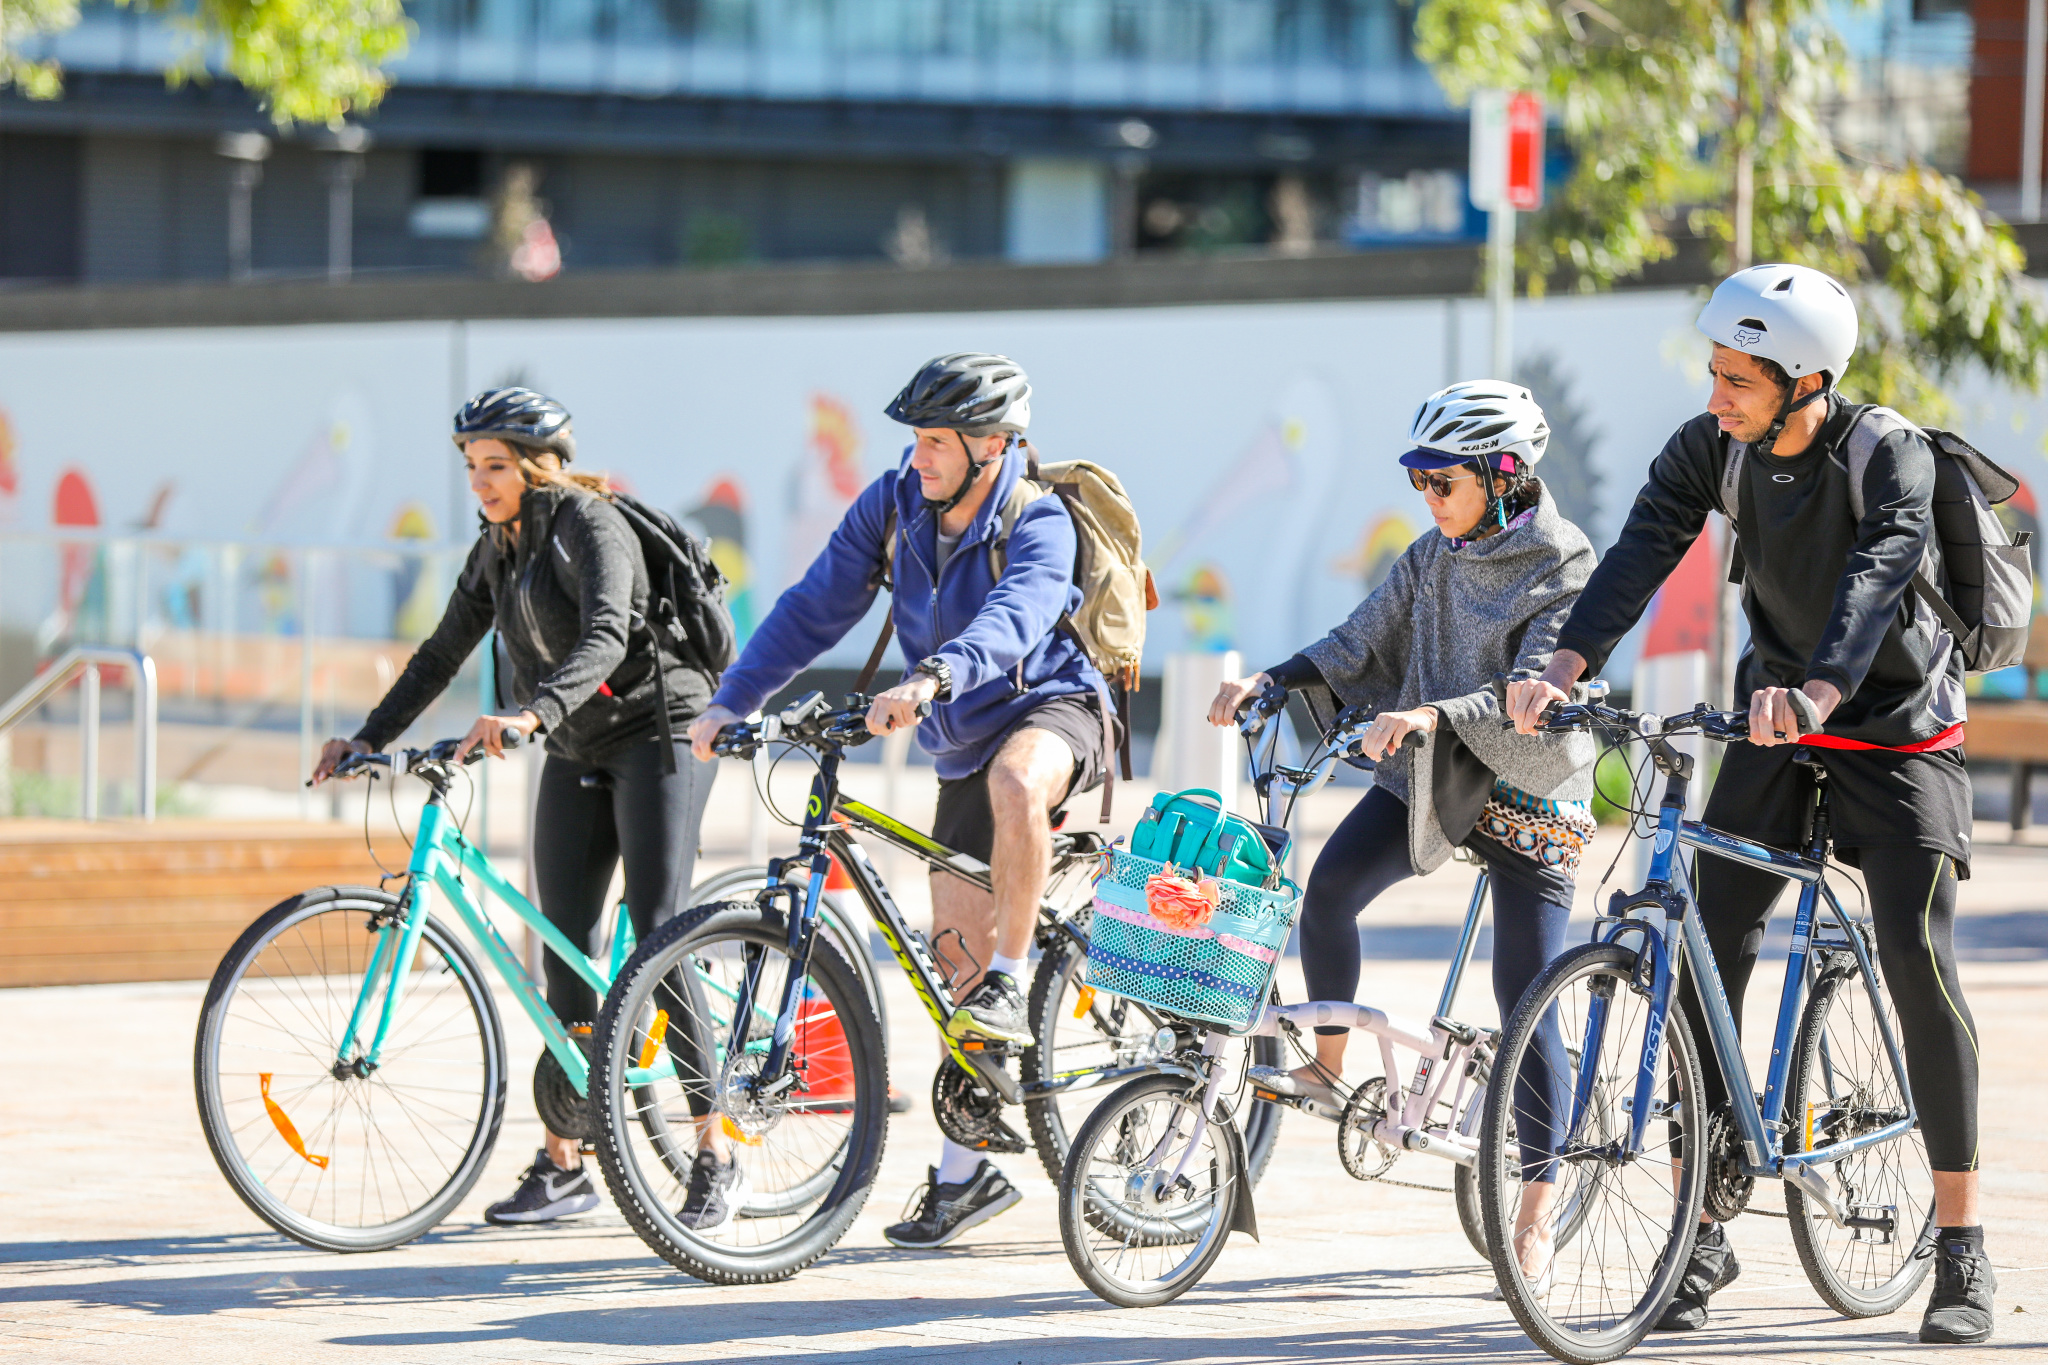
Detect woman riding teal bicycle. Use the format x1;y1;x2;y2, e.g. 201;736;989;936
311;387;718;1227
1208;381;1596;1282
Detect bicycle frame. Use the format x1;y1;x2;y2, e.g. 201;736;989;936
334;780;634;1100
1247;865;1494;1167
1579;745;1918;1226
715;737;1158;1110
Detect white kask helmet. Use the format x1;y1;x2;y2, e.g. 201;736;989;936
1400;380;1550;474
1696;264;1858;389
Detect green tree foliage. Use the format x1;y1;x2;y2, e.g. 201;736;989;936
1416;0;2048;416
4;0;408;127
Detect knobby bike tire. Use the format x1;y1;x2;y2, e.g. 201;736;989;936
590;900;889;1285
1782;959;1937;1317
1479;941;1707;1365
1021;934;1284;1187
193;886;508;1252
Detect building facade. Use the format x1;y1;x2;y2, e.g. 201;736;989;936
1;0;1473;283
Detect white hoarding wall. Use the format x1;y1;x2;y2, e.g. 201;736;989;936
3;288;2044;694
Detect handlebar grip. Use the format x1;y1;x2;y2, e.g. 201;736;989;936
1400;730;1425;751
915;700;933;718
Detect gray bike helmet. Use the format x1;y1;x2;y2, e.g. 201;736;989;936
452;387;576;462
883;353;1032;437
884;353;1031;513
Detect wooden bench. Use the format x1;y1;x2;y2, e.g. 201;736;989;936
1964;617;2048;834
0;820;384;987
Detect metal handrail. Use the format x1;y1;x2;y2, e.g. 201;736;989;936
0;647;158;820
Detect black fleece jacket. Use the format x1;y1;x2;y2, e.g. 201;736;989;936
356;483;711;763
1553;396;1963;748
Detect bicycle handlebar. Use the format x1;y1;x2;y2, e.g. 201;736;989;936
710;691;933;759
321;728;525;784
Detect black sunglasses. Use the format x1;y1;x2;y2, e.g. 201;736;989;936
1407;467;1483;498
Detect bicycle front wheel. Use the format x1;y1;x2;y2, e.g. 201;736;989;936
1783;951;1937;1317
1059;1072;1244;1308
1480;942;1707;1365
1023;934;1283;1186
590;899;888;1285
193;887;508;1252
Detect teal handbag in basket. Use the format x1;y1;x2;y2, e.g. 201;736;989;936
1128;788;1289;890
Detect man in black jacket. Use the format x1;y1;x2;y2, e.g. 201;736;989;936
1507;265;1993;1344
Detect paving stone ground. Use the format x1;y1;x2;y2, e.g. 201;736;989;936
4;815;2046;1364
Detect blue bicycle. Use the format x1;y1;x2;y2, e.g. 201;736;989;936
1479;688;1933;1363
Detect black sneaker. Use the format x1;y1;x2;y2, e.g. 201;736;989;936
946;970;1032;1045
1653;1222;1740;1330
883;1161;1022;1249
676;1149;750;1233
484;1150;600;1225
1920;1236;1997;1344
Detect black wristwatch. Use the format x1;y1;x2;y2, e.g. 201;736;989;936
912;656;954;701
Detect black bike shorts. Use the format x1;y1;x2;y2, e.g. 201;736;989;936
1702;741;1972;876
929;693;1111;866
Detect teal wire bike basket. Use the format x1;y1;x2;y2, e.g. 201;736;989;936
1084;847;1301;1034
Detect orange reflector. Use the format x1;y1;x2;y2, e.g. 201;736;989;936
260;1072;329;1170
1072;984;1097;1020
637;1010;669;1071
721;1115;763;1146
1807;1102;1818;1151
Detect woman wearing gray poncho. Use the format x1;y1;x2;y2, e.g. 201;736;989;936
1208;382;1597;1280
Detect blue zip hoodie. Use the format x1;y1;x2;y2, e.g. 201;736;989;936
709;444;1104;779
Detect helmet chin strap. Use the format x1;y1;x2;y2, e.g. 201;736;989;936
925;431;1007;515
1755;378;1830;455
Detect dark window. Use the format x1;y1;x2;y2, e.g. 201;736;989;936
0;134;81;280
417;149;486;199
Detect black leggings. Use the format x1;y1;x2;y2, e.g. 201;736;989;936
1298;785;1576;1181
533;739;717;1024
1681;843;1979;1172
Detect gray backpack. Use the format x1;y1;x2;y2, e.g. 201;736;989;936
1718;406;2035;675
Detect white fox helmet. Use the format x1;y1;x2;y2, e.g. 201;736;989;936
1400;381;1550;474
1697;264;1858;389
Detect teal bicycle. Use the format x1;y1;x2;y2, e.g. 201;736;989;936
192;732;876;1253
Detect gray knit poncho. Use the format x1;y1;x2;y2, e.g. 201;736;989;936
1298;480;1599;875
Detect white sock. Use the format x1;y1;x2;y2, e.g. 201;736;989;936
936;1138;984;1186
987;951;1028;981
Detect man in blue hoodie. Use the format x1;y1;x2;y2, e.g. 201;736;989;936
689;352;1111;1249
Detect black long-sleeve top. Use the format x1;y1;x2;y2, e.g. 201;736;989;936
356;483;710;763
1552;397;1963;748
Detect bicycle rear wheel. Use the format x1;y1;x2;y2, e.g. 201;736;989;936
1783;951;1937;1317
1059;1072;1244;1308
590;899;888;1284
1023;934;1283;1186
193;886;507;1252
1479;942;1707;1365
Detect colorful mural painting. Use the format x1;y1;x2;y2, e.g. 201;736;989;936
785;394;866;593
1332;513;1419;597
685;476;754;641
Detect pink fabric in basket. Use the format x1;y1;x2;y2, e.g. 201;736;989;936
1091;897;1279;965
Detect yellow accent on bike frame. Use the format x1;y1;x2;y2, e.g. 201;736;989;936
637;1010;669;1071
864;891;979;1070
260;1072;330;1169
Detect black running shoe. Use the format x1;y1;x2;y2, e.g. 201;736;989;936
883;1161;1022;1249
946;970;1032;1045
1920;1236;1997;1344
676;1149;751;1233
1653;1222;1740;1330
484;1150;600;1225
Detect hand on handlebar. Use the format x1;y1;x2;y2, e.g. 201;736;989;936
1208;673;1274;728
309;736;371;786
690;704;745;763
867;674;939;737
1354;707;1436;761
1746;680;1840;747
456;711;540;762
1506;677;1572;735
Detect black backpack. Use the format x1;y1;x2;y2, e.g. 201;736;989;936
600;492;737;771
609;491;737;678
